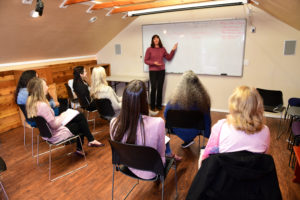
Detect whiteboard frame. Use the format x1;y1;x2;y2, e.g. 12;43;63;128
142;18;247;77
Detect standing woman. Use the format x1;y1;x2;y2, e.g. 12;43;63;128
144;35;178;111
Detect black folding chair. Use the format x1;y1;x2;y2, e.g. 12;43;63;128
165;110;206;150
33;116;87;181
75;93;98;131
0;157;8;200
256;88;286;139
64;83;79;109
108;140;178;200
95;98;116;121
18;104;38;156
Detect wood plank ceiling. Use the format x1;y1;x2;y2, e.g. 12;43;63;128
61;0;300;31
62;0;215;16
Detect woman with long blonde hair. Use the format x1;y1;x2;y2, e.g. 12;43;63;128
90;66;122;113
27;77;104;156
202;86;270;161
164;70;211;148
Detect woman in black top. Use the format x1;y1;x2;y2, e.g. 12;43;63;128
73;66;97;111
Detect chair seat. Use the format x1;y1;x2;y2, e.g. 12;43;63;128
292;121;300;136
118;157;174;181
46;135;79;146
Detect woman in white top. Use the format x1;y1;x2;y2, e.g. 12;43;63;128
90;67;122;113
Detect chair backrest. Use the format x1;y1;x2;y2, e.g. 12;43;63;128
95;98;115;117
64;83;76;101
165;110;205;130
256;88;283;108
108;140;165;177
32;116;52;138
18;104;35;123
75;92;90;109
288;98;300;107
0;157;7;172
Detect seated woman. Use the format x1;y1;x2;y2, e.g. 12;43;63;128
26;77;104;155
164;70;211;148
16;70;60;120
90;67;122;113
73;66;97;111
201;86;270;162
110;80;180;180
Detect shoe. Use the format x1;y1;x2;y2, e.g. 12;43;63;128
88;141;105;147
75;150;86;157
149;109;159;116
181;140;194;148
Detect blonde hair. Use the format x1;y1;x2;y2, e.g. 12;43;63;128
227;86;264;134
26;77;49;118
90;67;108;99
169;70;211;112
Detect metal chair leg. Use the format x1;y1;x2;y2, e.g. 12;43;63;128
174;162;178;199
112;165;115;200
49;144;52;181
31;128;34;156
0;180;9;200
48;137;87;182
37;135;39;165
23;121;26;146
161;179;164;200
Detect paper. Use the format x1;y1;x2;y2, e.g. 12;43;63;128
165;136;170;144
61;109;80;126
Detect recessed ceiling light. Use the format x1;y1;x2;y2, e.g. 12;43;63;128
89;16;97;23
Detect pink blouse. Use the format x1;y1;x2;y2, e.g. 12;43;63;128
110;115;166;180
202;119;270;161
37;102;73;143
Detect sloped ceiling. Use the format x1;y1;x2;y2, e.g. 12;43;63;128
0;0;135;64
252;0;300;31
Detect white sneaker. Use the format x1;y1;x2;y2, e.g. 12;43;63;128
149;110;159;116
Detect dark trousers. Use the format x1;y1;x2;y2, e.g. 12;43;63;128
65;113;94;150
149;70;165;109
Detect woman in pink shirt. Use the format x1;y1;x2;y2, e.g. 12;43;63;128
26;77;104;156
144;35;177;111
110;80;180;179
202;86;270;161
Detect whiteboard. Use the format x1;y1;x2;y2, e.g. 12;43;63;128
142;19;246;76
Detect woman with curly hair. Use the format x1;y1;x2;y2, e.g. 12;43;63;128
164;70;211;148
201;86;270;161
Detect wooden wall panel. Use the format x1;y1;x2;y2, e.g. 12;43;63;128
0;59;111;134
0;71;20;133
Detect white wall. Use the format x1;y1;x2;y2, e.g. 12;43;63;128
96;5;300;111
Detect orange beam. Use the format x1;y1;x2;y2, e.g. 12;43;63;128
64;0;91;6
111;0;211;14
91;0;156;10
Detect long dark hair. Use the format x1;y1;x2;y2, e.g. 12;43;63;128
112;80;149;144
15;70;37;103
73;66;85;88
151;34;163;48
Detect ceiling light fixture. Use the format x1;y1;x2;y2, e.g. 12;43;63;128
127;0;248;17
31;0;44;17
